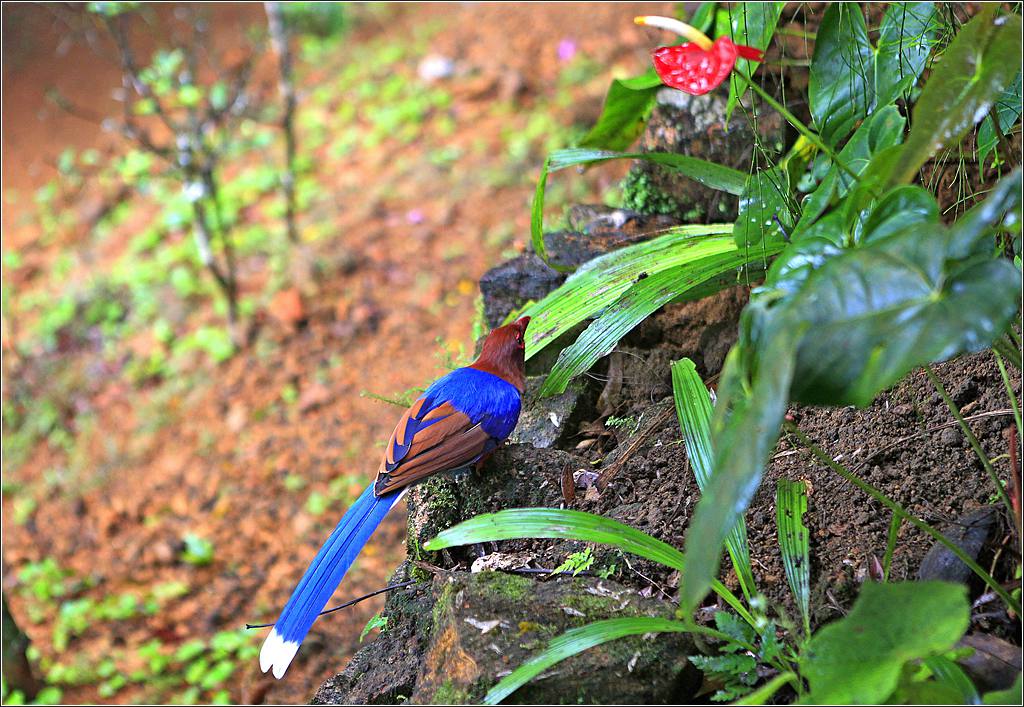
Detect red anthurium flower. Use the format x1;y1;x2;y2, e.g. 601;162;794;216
636;16;765;96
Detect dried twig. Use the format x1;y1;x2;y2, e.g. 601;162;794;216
597;405;674;490
847;408;1015;473
265;2;300;243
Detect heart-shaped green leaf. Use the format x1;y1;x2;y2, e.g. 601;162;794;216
803;582;970;704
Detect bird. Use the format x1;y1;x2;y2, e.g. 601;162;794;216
259;316;530;679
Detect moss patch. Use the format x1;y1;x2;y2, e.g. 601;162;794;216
432;678;472;704
622;169;685;218
432;580;459;631
471;571;531;602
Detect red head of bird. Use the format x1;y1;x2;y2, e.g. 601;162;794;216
469;316;530;392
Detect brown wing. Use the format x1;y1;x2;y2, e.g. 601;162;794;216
374;400;493;495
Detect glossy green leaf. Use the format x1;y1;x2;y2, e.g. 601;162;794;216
577;71;662;151
530;148;746;269
733;168;794;248
538;243;782;396
678;173;1020;613
672;359;757;601
784;172;1022;407
770;184;938;296
874;2;939;106
719;2;785;120
809;3;874;147
520;225;735;362
775;479;810;637
482;618;691;704
424;508;686;570
809;3;937;149
860;185;939;243
889;7;1023;184
796;105;907;238
548;148;747;194
978;72;1022;168
802;581;970;704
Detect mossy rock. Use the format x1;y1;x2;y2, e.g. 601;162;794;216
313;570;700;704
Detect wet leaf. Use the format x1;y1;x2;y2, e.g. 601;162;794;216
775;479;810;636
672;358;757;601
771;183;938;296
784;176;1021;406
719;2;784;120
809;3;874;147
809;3;937;149
531;149;745;267
537;243;781;396
889;7;1022;184
796;105;906;238
733;168;793;248
860;185;939;243
874;2;939;105
481;617;691;704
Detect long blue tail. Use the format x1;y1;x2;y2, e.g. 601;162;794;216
259;482;404;679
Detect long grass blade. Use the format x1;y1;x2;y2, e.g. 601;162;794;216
482;617;691;704
923;656;981;705
537;245;782;397
521;226;735;362
548;148;747;193
882;513;902;582
734;671;799;705
424;508;686;570
530;148;745;267
775;478;811;637
424;507;757;628
671;359;758;602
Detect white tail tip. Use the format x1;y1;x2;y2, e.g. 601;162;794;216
259;629;300;680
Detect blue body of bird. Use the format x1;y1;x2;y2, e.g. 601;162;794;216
259;318;529;679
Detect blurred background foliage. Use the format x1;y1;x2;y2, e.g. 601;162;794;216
1;2;635;703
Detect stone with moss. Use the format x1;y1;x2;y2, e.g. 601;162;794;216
313;570;700;704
